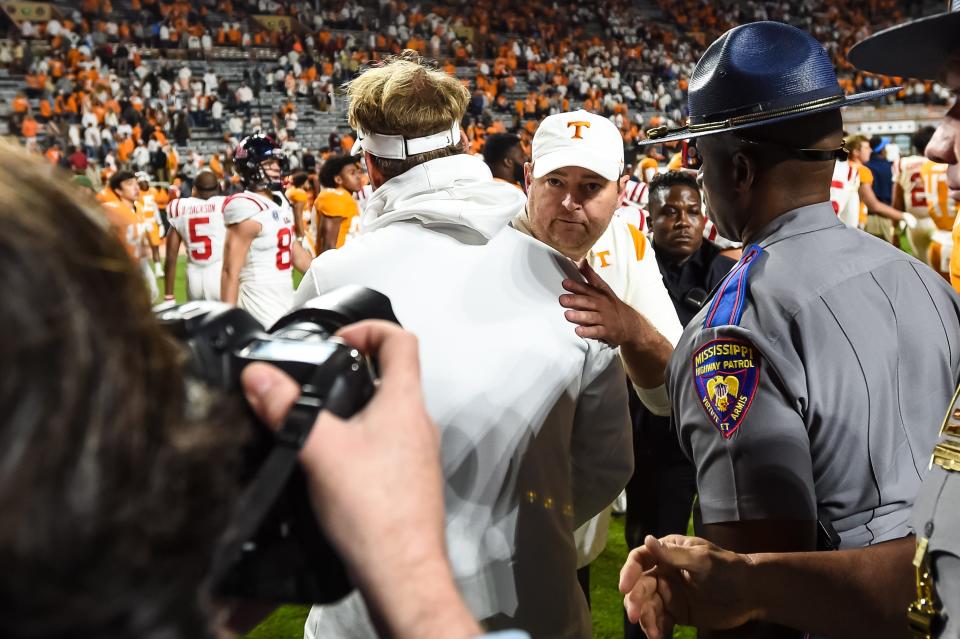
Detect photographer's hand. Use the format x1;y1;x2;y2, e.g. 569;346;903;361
241;321;481;639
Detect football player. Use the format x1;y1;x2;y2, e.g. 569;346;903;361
220;134;311;328
163;169;226;301
893;127;937;263
102;170;157;300
136;171;168;278
314;154;364;254
924;155;960;279
285;172;314;251
846;134;916;242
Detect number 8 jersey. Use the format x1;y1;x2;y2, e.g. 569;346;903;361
167;195;227;300
223;190;296;327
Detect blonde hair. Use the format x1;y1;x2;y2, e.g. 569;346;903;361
347;50;468;179
844;134;869;152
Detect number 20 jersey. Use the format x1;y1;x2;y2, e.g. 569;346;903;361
223;190;296;327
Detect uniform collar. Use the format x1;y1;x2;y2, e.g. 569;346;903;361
652;238;716;272
749;201;841;248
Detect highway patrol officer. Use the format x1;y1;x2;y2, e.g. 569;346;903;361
851;4;960;635
643;21;960;638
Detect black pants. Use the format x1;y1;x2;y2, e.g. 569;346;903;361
577;565;590;608
623;388;697;639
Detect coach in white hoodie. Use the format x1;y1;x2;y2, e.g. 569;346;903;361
295;52;632;639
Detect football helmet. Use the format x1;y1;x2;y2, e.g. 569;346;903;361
234;133;289;192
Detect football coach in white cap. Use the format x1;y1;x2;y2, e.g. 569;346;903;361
512;109;684;594
296;53;632;639
515;109;682;414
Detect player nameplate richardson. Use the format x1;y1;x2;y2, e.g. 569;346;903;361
692;338;761;439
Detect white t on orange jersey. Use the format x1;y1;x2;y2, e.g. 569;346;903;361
223;190;296;327
921;159;960;231
167;195;227;301
831;159;861;228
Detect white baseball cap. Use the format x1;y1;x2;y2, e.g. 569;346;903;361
531;110;625;181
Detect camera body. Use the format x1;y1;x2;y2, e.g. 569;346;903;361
154;286;398;604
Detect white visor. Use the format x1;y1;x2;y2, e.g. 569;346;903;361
350;123;460;160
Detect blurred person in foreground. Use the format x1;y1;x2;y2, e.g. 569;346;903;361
296;51;632;639
0;144;510;639
620;11;960;639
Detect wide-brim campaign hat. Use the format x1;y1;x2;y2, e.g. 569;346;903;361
848;2;960;80
642;21;900;146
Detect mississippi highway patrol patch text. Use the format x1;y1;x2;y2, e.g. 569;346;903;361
692;338;761;439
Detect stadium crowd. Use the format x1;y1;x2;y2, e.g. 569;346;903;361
3;0;954;195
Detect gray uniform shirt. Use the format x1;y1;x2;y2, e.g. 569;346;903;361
668;202;960;548
911;387;960;638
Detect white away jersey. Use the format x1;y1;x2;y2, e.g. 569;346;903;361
167;195;227;267
831;159;861;228
223;190;296;327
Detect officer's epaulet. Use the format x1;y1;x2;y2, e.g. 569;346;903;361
932;383;960;472
702;244;763;329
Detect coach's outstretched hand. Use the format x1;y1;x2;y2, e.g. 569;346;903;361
619;534;760;639
241;321;480;639
561;261;673;391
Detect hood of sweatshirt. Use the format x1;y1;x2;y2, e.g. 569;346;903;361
360;154;527;239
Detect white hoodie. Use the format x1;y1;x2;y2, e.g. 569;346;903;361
295;154;632;639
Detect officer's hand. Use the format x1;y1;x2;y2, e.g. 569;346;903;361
560;261;653;348
619;535;761;638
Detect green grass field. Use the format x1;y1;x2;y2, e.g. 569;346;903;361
162;255;304;303
164;258;693;638
239;517;696;639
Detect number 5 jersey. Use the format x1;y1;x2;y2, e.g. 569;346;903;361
166;195;227;300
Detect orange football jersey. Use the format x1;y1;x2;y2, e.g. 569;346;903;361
921;159;959;231
102;200;143;259
314;187;360;249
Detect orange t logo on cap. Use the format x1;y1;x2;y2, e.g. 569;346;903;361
567;121;591;139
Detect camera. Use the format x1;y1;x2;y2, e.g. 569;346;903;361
154;286;398;605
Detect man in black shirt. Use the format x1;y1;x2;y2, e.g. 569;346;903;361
648;171;738;325
624;170;736;639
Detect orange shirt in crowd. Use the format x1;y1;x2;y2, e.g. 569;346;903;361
21;117;38;138
11;94;28;114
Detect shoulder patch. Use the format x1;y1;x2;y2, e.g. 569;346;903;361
703;243;762;328
692;337;761;439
